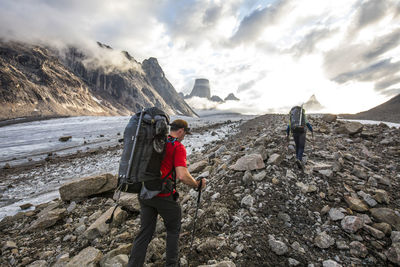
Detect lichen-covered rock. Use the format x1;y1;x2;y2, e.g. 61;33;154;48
59;173;117;201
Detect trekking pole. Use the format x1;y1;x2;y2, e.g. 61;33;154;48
106;108;144;224
189;179;203;251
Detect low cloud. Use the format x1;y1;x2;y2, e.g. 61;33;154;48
229;0;289;45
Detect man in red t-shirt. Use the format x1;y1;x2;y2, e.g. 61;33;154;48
128;119;206;267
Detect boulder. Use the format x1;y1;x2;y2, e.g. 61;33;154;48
230;154;265;171
65;247;103;267
267;153;282;165
370;208;400;230
387;243;400;265
322;114;337;123
85;206;126;240
363;224;385;239
329;208;345;221
59;173;117;201
336;122;363;135
341;216;363;233
188;160;208;173
118;192;140;212
344;196;369;212
28;208;66;231
314;232;335;249
268;235;288;255
349;241;368;258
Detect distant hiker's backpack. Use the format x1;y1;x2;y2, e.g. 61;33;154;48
289;106;306;133
118;107;170;195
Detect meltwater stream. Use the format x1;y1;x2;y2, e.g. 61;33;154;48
0;112;255;219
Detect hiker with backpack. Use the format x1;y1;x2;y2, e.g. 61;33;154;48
286;105;313;169
118;109;206;267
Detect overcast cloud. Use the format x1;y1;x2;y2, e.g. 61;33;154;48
0;0;399;114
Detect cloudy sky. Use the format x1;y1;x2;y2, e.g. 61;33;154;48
1;0;399;114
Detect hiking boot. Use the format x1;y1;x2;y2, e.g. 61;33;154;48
296;159;303;170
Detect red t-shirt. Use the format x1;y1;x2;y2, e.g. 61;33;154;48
157;137;187;197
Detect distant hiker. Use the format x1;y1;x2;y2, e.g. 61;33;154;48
128;119;206;267
286;106;313;169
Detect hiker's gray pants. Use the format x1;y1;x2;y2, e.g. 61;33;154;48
128;194;181;267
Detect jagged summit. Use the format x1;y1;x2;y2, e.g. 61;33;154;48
224;93;240;101
0;41;197;120
303;94;323;111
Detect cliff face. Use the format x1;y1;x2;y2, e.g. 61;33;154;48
189;78;211;99
0;41;196;120
142;58;197;116
0;42;120;120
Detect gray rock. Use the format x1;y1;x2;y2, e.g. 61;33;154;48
322;114;337;123
101;254;128;267
253;171;266;181
211;193;220;201
85;206;126;240
336;122;363;135
350;241;368;258
291;241;305;254
197;261;236;267
344;196;369;212
29;208;66;231
322;260;342;267
391;231;400;243
188;160;208;173
288;258;300;266
286;169;297;179
319;169;333;177
336;240;349;250
267;153;282;165
65;247;103;267
329;208;345;221
314;231;335;249
363;224;385;239
59;173;117;201
370;208;400;230
27;260;47;267
268;235;288;255
242;171;253;184
373;222;392;236
118;192;140;212
341;216;363;233
374;189;390;204
357;191;377;207
230;154;265;171
387;243;400;265
67;201;77;213
241;195;254;208
2;240;17;250
196;237;227;252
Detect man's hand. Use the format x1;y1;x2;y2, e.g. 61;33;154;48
197;178;206;189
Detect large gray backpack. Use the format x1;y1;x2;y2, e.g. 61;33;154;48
289;106;306;133
118;107;170;193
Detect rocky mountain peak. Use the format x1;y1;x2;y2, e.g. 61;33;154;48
189;78;211;99
224;93;240;101
303;94;323;111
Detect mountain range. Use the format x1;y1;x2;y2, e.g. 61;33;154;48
342;93;400;123
0;41;196;121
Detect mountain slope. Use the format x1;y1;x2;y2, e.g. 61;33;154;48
342;94;400;123
0;41;119;120
0;41;196;120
